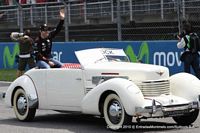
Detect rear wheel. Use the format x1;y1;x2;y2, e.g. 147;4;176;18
103;93;132;130
13;88;36;121
173;109;199;126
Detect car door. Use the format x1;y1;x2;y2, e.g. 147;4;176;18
46;69;85;111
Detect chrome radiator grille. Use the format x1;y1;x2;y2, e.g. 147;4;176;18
135;80;170;97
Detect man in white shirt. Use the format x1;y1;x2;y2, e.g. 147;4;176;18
177;22;200;79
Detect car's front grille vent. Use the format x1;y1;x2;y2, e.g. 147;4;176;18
135;80;170;97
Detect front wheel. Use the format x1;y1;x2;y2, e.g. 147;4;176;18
13;88;36;121
173;109;199;126
103;93;132;131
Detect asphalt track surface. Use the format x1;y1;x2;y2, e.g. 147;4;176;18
0;82;200;133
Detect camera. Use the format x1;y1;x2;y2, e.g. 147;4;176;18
175;31;186;39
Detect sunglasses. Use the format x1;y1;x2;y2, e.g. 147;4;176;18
41;30;49;32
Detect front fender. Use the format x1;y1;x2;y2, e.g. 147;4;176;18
81;78;145;116
5;75;38;108
170;72;200;101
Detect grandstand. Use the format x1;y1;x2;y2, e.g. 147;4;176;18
0;0;200;41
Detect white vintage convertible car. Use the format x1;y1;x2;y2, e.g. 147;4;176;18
1;48;200;130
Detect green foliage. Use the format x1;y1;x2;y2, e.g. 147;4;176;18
0;69;16;81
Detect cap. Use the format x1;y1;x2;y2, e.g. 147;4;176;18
24;29;31;36
40;24;49;31
183;22;193;33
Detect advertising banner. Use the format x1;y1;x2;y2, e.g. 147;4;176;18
0;41;183;74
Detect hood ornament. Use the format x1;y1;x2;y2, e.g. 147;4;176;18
156;71;164;76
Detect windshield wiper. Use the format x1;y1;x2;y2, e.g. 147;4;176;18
94;57;105;63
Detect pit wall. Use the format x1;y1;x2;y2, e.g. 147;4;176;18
0;41;184;74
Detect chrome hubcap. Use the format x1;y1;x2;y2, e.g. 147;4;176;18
17;95;27;115
108;100;122;124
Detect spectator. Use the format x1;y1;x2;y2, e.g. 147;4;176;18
19;0;26;4
27;0;36;4
36;0;46;3
10;29;36;77
4;0;13;5
177;22;200;79
34;9;65;69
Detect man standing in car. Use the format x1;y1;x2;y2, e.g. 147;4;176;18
34;9;65;69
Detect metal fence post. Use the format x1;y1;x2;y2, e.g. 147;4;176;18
161;0;164;20
117;0;122;41
15;1;23;33
61;0;69;42
182;0;185;19
45;4;48;24
17;9;19;26
68;2;71;24
83;1;87;23
30;5;34;26
111;0;114;22
177;0;182;33
129;0;133;21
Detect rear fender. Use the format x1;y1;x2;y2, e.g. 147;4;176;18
5;75;38;108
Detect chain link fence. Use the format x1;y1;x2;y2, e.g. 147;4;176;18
0;0;200;41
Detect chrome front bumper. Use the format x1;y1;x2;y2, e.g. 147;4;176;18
0;92;5;100
135;101;199;118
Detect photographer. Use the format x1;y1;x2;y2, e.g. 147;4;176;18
10;29;36;77
177;22;200;79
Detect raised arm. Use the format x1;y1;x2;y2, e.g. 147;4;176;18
10;32;24;41
49;9;65;39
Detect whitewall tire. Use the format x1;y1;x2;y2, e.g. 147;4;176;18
103;93;132;130
13;88;36;121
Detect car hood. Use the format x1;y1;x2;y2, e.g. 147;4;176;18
84;62;169;81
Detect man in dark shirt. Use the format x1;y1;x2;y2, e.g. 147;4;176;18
34;9;65;69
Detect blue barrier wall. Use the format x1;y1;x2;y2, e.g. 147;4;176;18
0;41;184;74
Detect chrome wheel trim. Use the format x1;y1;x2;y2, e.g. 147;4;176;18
16;95;27;115
107;100;122;124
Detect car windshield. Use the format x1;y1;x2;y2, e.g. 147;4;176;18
106;55;130;62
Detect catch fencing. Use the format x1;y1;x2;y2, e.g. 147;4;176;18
0;0;200;41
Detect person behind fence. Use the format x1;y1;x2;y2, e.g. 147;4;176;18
177;22;200;79
34;9;65;69
10;29;36;77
